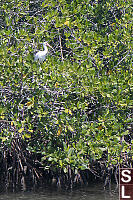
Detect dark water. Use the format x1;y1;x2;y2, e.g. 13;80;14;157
0;184;119;200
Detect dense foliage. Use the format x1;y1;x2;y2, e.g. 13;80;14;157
0;0;132;188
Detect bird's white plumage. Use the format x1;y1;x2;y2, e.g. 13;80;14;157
34;49;48;62
34;42;52;62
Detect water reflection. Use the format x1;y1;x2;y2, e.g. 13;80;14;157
0;184;118;200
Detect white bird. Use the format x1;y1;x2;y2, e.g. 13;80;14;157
34;41;53;62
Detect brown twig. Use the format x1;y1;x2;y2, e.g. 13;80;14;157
58;29;64;62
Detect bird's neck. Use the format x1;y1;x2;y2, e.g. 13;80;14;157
43;44;47;51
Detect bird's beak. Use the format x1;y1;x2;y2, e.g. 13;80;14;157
46;43;53;50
